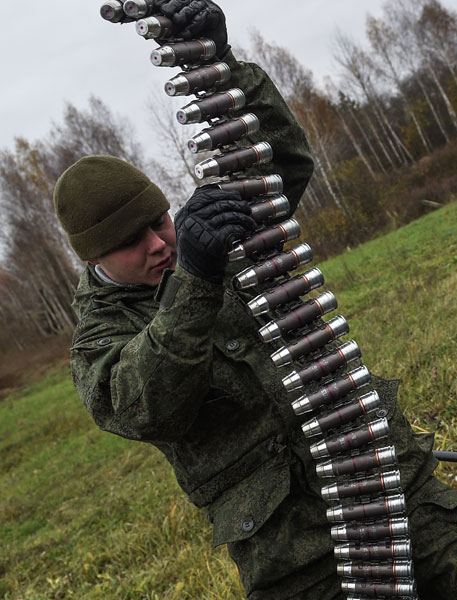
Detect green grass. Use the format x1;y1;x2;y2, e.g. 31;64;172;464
0;370;243;599
1;201;457;599
319;201;457;434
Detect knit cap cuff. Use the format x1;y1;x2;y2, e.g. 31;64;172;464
69;183;170;260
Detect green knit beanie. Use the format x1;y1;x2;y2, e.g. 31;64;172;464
53;155;170;260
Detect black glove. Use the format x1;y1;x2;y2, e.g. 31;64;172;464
175;186;257;283
153;0;229;58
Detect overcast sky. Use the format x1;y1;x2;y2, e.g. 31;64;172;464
1;0;454;160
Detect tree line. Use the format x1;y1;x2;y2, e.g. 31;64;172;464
0;0;456;357
243;0;457;254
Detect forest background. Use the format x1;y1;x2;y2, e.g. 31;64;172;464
1;0;457;389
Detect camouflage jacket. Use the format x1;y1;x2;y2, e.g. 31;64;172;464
70;54;438;557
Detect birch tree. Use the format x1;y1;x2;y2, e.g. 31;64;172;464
333;32;413;168
367;16;433;155
416;1;457;132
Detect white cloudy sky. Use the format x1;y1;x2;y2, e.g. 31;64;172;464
1;0;454;159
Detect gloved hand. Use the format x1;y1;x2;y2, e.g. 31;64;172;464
153;0;229;58
175;186;257;283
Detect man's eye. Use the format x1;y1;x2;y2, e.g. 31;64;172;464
122;234;140;247
152;218;165;229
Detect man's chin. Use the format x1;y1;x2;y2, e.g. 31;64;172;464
147;265;175;286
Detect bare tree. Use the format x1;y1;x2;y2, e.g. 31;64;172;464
246;30;314;104
383;0;452;144
0;97;152;351
334;32;414;167
415;1;457;132
367;15;433;155
325;86;379;178
146;90;202;211
419;0;457;86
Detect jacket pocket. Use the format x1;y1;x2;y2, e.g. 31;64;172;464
430;486;457;510
410;477;457;512
206;454;290;547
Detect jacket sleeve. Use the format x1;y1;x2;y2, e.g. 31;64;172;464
71;56;314;444
71;267;224;443
222;50;314;214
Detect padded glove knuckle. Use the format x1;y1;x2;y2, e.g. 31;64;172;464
161;0;190;16
183;215;197;233
202;230;217;249
174;5;201;27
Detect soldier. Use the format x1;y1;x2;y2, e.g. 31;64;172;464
53;1;457;598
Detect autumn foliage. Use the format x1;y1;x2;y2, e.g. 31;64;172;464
243;0;457;256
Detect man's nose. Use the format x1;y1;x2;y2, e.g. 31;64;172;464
144;227;166;254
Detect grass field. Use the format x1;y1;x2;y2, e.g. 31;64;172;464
1;201;456;599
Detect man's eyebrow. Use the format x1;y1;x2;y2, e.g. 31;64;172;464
116;231;141;249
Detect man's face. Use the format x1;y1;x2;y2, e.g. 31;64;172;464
92;213;177;286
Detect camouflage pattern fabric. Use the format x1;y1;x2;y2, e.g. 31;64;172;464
70;55;457;599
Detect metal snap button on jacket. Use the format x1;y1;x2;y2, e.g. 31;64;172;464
268;434;287;454
241;518;255;532
97;337;111;346
376;408;388;418
226;340;240;351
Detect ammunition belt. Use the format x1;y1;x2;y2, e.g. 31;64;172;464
100;4;419;597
